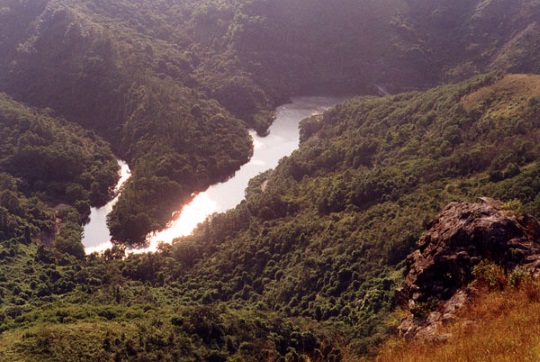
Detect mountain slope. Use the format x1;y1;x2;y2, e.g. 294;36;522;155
3;0;540;359
0;0;254;245
1;72;540;359
122;73;540;356
3;0;540;245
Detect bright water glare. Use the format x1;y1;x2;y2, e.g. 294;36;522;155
82;96;346;253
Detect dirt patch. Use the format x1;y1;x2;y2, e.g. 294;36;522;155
461;73;540;113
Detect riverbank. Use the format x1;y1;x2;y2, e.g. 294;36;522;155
83;96;346;253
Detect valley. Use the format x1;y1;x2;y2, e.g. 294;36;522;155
1;0;540;361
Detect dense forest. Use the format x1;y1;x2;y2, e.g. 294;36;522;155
2;0;540;244
2;0;540;360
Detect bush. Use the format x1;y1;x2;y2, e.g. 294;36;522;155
472;260;507;290
501;199;523;216
508;267;531;288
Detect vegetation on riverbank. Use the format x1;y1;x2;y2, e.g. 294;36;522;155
3;73;540;359
3;0;540;244
0;94;118;258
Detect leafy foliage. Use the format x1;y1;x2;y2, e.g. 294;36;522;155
0;94;115;264
0;94;119;210
2;0;540;360
3;73;540;359
3;0;540;244
146;74;540;356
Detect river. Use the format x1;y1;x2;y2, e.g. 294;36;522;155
82;96;346;253
82;161;130;253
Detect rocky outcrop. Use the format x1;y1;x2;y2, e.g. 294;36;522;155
398;197;540;339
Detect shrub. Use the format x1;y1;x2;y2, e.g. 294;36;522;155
472;260;507;290
501;199;523;216
508;267;530;288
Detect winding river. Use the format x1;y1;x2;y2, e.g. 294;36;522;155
83;96;346;253
82;160;131;253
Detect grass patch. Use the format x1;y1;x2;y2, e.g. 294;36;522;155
375;275;540;361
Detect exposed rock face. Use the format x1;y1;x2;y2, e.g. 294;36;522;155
398;197;540;339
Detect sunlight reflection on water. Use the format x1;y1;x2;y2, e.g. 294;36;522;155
144;193;219;250
144;96;346;252
83;96;347;254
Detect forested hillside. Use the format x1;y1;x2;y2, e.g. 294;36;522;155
0;0;255;245
0;93;118;253
3;0;540;360
2;0;540;244
2;74;540;360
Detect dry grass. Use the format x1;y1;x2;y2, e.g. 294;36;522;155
375;281;540;362
461;74;540;113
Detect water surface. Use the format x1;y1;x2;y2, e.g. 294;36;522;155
83;96;346;253
82;161;130;253
147;96;345;250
